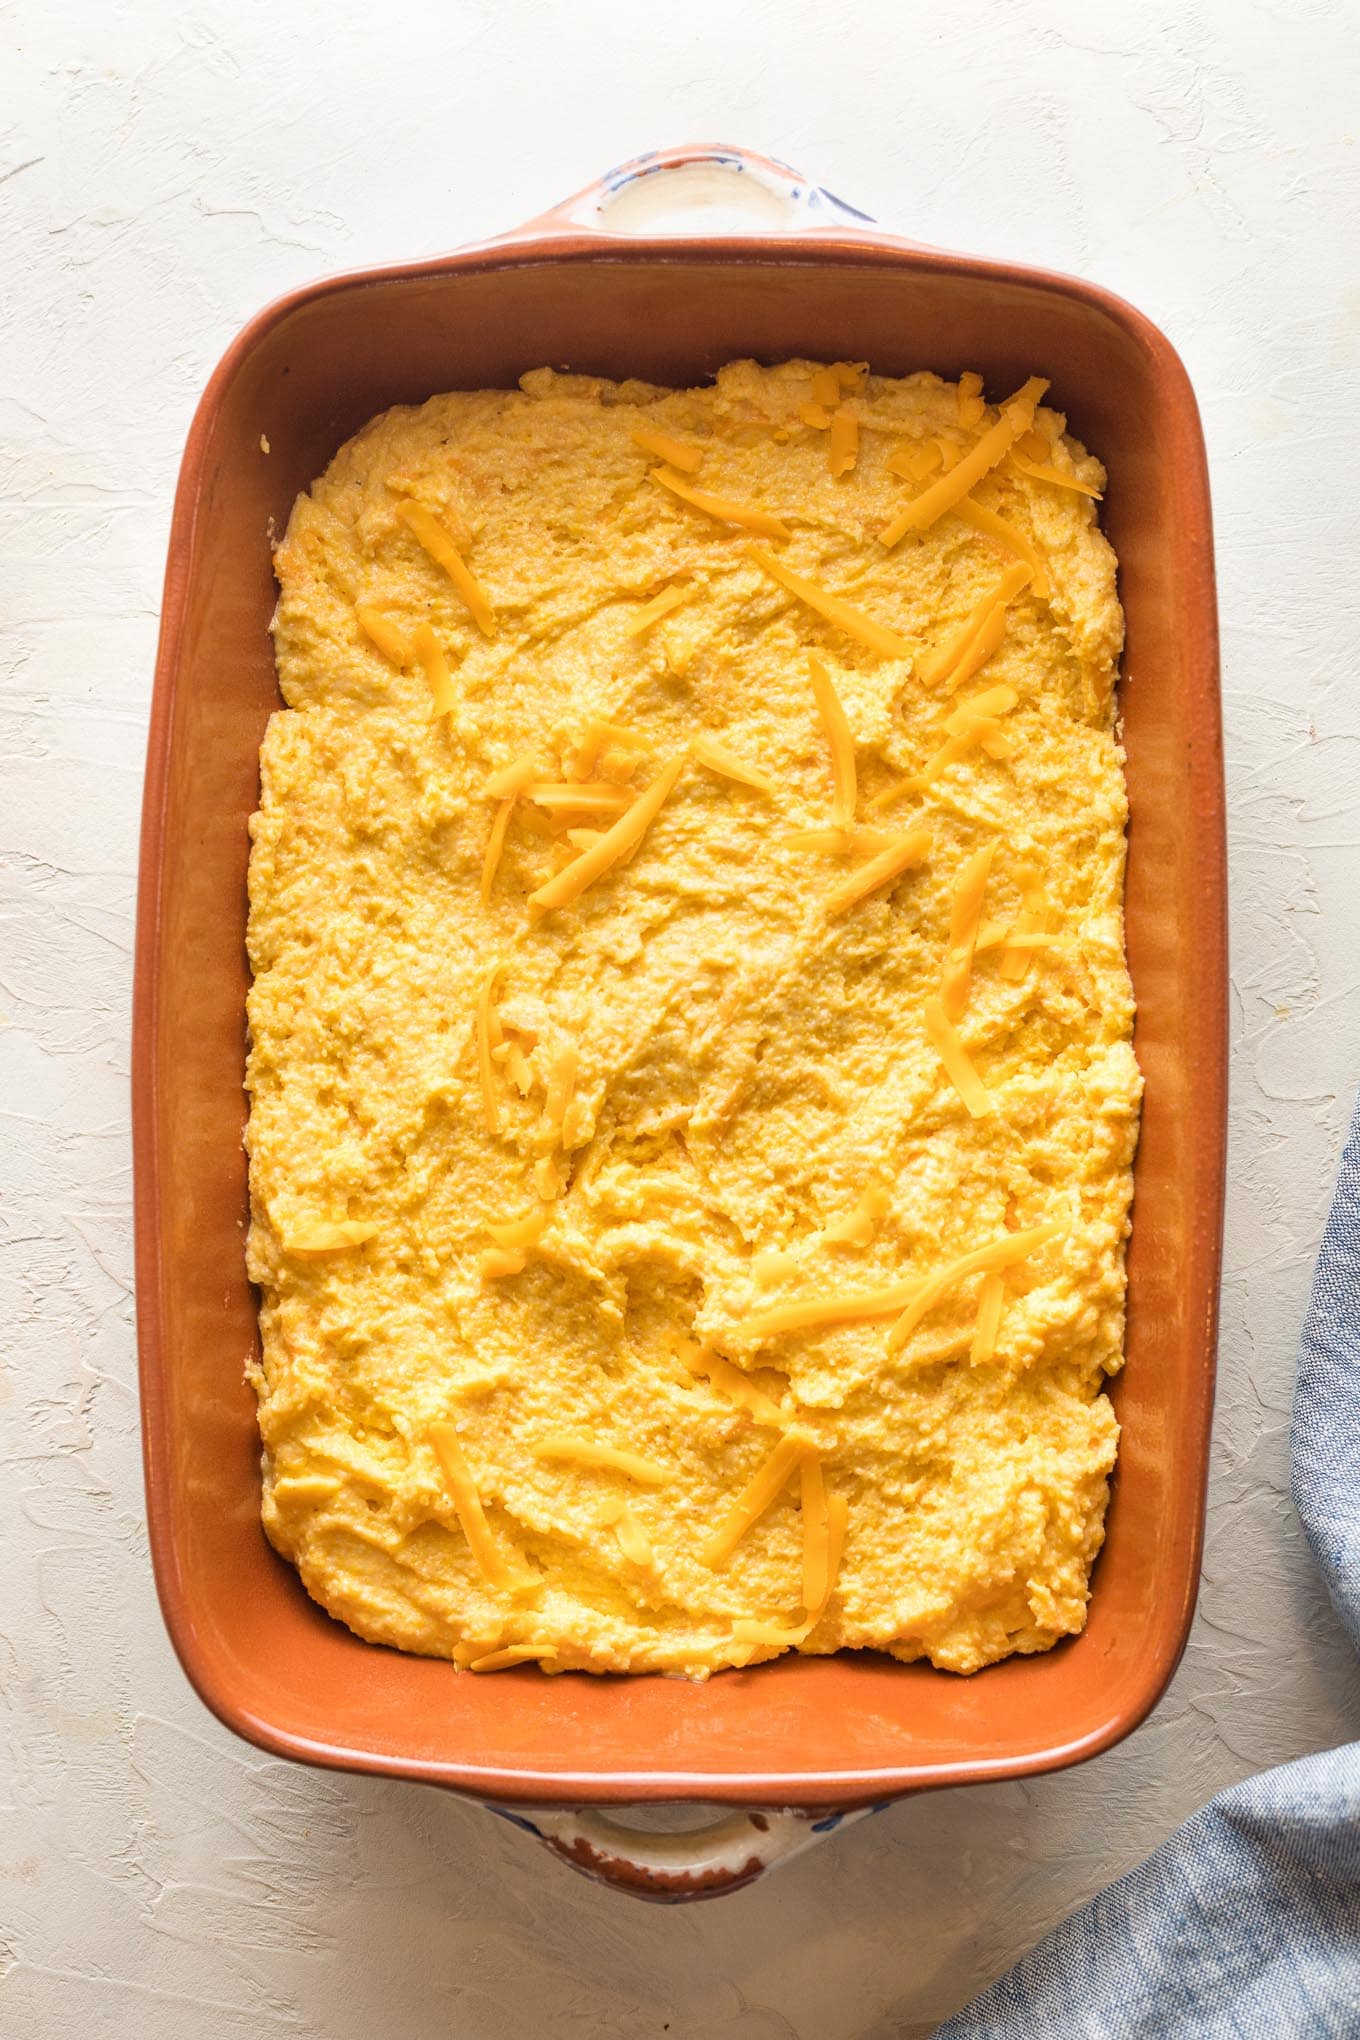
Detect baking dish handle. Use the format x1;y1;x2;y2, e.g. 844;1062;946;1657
489;1800;878;1902
502;142;877;242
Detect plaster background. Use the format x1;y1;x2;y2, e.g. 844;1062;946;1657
3;1;1359;2032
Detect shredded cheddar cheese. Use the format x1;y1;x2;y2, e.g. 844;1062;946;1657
923;993;992;1117
789;826;899;854
355;605;411;667
394;500;497;636
970;1271;1005;1364
799;1452;830;1610
282;1219;380;1254
955;498;1051;601
823;1183;890;1246
808;654;858;827
1000;869;1050;982
412;621;457;719
742;1280;920;1343
940;844;997;1021
486;1209;549;1251
690;734;776;795
884;1220;1064;1353
533;1438;669;1485
878;376;1048;545
887;439;943;483
623;584;691;637
630;424;704;472
919;563;1032;690
703;1434;807;1567
428;1421;522;1587
822;828;931;918
957;371;986;429
528;755;685;913
481;797;515;904
476;962;505;1135
750;547;913;660
678;1345;786;1427
828;406;859;477
469;1644;558;1672
612;1503;654;1567
480;1246;528;1278
809;366;842;408
651;465;791;540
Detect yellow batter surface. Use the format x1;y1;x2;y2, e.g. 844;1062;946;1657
245;360;1140;1679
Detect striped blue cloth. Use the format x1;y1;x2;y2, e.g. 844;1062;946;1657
938;1100;1360;2036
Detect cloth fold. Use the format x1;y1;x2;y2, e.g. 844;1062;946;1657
938;1098;1360;2037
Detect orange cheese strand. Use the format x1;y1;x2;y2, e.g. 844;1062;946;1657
651;465;791;540
630;423;704;472
970;1271;1005;1364
878;377;1048;545
742;1280;920;1343
395;501;497;636
799;400;833;431
955;497;1051;601
828;406;859;477
480;797;515;904
533;1437;669;1485
823;1183;890;1246
612;1503;654;1568
703;1434;807;1568
941;600;1010;697
690;734;776;795
484;753;539;799
1010;443;1103;498
282;1219;379;1254
355;605;411;667
469;1645;557;1673
808;653;858;826
957;371;986;428
428;1422;520;1587
822;829;931;918
411;622;457;718
887;438;943;483
940;843;997;1021
528;755;685;913
480;1247;528;1278
678;1345;786;1427
945;683;1019;730
923;993;992;1117
885;1221;1064;1354
476;962;505;1135
527;783;634;816
750;546;912;660
919;563;1032;689
486;1209;548;1251
623;584;691;637
1000;875;1050;982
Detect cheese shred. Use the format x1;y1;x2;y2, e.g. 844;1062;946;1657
476;962;505;1134
623;584;691;637
428;1421;521;1587
955;497;1051;601
411;621;457;719
970;1271;1005;1364
690;734;776;795
394;501;498;637
651;465;791;540
878;377;1048;545
750;546;913;659
468;1645;558;1673
922;993;992;1116
528;756;685;913
630;424;704;472
703;1434;807;1568
480;796;515;904
940;844;997;1021
282;1219;380;1255
533;1437;669;1485
885;1220;1064;1354
828;406;859;477
808;654;858;826
355;605;411;667
822;829;931;918
919;563;1032;690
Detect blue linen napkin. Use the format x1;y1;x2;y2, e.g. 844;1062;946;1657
937;1100;1360;2037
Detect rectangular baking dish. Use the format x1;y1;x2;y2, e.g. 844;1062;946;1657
134;144;1225;1854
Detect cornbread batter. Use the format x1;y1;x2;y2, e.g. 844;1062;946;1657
245;359;1140;1678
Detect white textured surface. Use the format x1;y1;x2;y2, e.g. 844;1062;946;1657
4;1;1360;2031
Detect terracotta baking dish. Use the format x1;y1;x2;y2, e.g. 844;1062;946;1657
134;144;1224;1899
